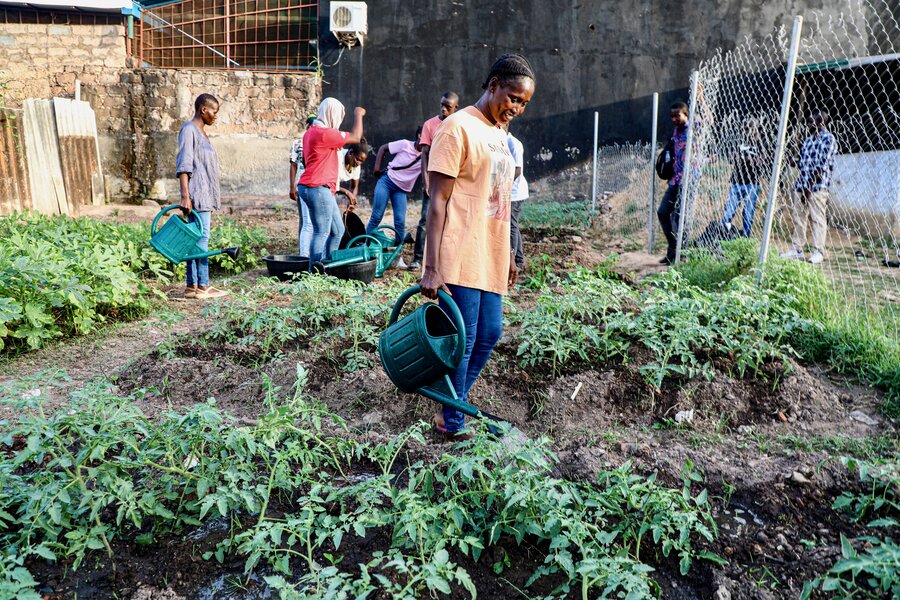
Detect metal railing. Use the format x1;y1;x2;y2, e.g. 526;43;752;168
136;0;318;71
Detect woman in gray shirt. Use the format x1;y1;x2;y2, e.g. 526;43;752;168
176;93;228;299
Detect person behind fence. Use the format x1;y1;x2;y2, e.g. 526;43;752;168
656;101;690;265
721;118;766;237
505;123;528;271
289;114;317;258
336;141;369;212
298;97;365;267
409;91;460;271
421;54;534;441
177;93;229;300
781;110;837;265
366;127;424;269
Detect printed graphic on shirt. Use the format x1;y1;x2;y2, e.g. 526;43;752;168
486;140;514;222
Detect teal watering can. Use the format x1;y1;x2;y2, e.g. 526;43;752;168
379;285;505;422
149;205;240;264
347;229;403;278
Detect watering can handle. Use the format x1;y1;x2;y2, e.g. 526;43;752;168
389;285;466;367
347;234;384;248
374;225;400;241
151;205;202;237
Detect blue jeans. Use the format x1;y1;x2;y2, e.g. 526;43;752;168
299;184;344;266
657;184;681;259
185;210;211;287
296;188;312;258
722;184;760;237
438;284;503;433
366;174;407;245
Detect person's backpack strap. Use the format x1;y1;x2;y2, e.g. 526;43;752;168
388;154;422;172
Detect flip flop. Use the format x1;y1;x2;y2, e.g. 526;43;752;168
195;287;230;300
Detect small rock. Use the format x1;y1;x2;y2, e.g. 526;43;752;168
142;199;161;207
571;235;583;243
776;533;789;547
724;546;735;556
755;531;769;543
675;409;694;424
752;543;763;555
714;585;732;600
618;442;645;456
848;410;879;426
790;471;811;485
737;425;753;435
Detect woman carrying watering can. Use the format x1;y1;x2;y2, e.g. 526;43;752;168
177;93;229;300
298;97;366;267
421;54;536;441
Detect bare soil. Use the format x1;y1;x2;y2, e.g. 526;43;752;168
3;209;896;600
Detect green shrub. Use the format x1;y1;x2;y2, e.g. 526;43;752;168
678;237;758;291
519;199;590;235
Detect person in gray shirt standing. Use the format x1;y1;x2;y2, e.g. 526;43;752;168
177;93;229;299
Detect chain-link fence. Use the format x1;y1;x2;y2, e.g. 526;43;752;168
591;142;666;253
676;0;898;337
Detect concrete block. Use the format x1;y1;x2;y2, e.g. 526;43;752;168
250;98;271;111
48;25;72;36
0;35;16;46
104;57;125;68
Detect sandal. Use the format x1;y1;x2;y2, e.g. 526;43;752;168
184;286;198;299
195;286;230;300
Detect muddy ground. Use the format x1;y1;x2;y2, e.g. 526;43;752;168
2;205;896;600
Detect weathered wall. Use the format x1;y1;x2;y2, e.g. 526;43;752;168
0;12;320;201
318;0;882;194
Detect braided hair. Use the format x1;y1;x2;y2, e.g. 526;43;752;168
481;53;535;90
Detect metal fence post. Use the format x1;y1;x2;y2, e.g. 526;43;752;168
758;16;804;270
674;71;700;265
591;111;599;215
647;92;659;253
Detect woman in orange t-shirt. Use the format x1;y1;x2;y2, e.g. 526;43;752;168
421;54;536;441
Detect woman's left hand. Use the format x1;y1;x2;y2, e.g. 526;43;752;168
508;255;519;288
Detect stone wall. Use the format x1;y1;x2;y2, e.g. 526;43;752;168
0;11;320;201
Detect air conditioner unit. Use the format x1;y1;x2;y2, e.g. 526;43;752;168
330;1;367;46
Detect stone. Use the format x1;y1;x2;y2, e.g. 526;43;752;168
48;25;73;36
848;410;879;426
571;235;583;243
790;471;810;485
737;425;753;435
675;409;694;424
714;586;732;600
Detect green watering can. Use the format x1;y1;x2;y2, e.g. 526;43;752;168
150;205;240;264
347;228;404;278
379;285;505;422
319;234;383;270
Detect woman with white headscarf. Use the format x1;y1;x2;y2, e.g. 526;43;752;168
298;97;366;266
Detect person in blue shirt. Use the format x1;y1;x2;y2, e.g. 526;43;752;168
782;110;837;265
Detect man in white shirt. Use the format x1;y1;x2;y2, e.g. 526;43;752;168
507;128;528;270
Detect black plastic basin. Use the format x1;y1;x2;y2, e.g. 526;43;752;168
263;255;309;281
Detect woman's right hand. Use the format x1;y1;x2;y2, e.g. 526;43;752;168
354;107;366;117
179;193;192;215
420;266;450;300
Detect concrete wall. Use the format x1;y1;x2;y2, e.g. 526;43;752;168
318;0;885;195
0;11;320;201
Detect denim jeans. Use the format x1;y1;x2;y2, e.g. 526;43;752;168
657;184;681;259
366;174;407;245
185;210;211;287
413;192;429;262
721;184;760;238
296;187;312;258
438;284;503;433
510;199;525;269
299;184;344;266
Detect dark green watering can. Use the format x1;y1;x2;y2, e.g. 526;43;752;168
149;205;240;264
379;285;505;422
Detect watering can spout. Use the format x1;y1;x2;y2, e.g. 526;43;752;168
181;246;240;261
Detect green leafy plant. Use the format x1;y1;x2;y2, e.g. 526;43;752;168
801;535;900;599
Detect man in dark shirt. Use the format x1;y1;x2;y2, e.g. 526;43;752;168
657;102;689;264
722;118;766;237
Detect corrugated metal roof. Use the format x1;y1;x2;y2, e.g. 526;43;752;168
53;98;105;209
22;99;69;216
0;0;132;13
